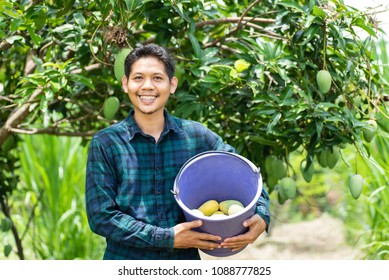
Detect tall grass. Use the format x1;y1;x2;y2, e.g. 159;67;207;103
358;133;389;259
17;135;104;259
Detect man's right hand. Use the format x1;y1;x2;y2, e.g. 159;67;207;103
173;220;222;250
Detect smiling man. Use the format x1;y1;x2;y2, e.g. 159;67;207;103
85;44;270;260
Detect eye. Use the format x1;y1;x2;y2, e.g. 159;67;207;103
133;76;143;80
154;76;163;81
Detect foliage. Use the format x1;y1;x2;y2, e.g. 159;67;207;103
1;0;388;259
14;134;104;259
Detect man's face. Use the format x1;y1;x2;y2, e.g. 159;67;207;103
122;57;177;116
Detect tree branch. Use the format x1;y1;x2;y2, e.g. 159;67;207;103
0;63;101;146
195;17;275;28
9;127;96;137
204;0;264;48
0;194;24;259
0;41;11;52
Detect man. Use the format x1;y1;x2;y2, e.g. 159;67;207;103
85;43;270;260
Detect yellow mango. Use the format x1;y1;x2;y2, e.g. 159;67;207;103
198;200;219;216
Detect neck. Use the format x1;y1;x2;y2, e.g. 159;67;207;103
133;110;165;142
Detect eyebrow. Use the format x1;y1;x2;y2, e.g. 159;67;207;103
132;71;166;76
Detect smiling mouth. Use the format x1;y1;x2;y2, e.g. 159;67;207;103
139;95;157;102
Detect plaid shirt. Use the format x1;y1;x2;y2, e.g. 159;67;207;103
85;109;270;260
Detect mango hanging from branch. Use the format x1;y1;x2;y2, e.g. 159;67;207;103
348;174;364;199
316;69;332;94
114;48;132;82
103;96;120;120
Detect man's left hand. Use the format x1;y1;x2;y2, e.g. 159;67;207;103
220;214;267;252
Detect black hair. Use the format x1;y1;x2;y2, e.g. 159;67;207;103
124;44;175;80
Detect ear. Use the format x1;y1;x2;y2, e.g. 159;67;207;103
122;76;128;93
170;76;178;94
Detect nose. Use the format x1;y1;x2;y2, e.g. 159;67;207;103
141;77;154;90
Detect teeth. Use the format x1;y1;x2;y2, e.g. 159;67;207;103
140;95;157;100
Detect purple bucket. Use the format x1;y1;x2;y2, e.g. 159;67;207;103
173;151;262;257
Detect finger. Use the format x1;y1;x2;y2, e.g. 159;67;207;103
180;220;203;231
195;240;222;250
243;214;261;227
221;240;247;248
222;233;248;244
194;231;222;242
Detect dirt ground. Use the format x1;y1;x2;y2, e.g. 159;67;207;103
200;213;361;260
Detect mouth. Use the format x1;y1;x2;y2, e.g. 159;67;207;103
138;95;158;103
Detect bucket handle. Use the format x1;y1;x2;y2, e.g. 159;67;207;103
171;189;179;195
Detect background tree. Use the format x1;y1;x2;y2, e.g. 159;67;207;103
1;0;388;259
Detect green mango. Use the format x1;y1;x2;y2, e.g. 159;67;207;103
265;155;276;173
300;160;314;182
266;175;278;192
377;108;389;134
317;150;328;168
114;48;132;82
362;119;377;143
103;96;120;120
326;147;339;169
4;244;12;257
272;158;287;179
348;174;364;199
277;187;287;205
279;177;297;199
1;218;12;232
316;69;332;94
219;200;244;215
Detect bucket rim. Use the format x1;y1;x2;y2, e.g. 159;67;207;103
172;151;263;221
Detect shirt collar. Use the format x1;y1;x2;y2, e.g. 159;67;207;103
125;109;181;141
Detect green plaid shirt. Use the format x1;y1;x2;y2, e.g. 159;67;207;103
85;109;270;260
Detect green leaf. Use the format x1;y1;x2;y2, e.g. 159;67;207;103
301;25;321;45
172;2;190;22
26;26;43;47
249;135;277;146
353;17;376;37
189;33;202;59
31;11;47;30
202;75;220;83
312;5;326;19
10;18;23;32
0;2;20;18
68;74;95;89
73;12;86;27
57;0;76;17
234;59;251;73
267;112;282;133
5;35;25;44
278;0;306;13
125;0;140;12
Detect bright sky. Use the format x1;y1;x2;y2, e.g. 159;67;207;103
343;0;389;39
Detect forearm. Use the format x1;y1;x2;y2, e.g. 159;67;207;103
86;200;175;250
